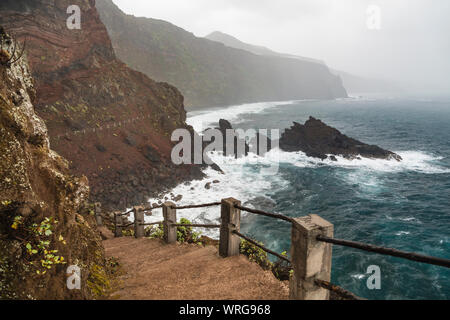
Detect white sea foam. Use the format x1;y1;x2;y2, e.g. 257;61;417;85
351;273;366;280
142;148;448;237
143;100;449;238
272;149;450;174
395;231;411;236
186;100;298;133
144;151;290;238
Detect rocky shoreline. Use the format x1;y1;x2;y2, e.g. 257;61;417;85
205;117;402;162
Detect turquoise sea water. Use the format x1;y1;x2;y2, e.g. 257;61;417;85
231;96;450;300
148;95;450;300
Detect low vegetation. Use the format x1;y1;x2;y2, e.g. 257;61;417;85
145;218;202;245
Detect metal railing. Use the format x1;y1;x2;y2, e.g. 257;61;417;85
94;199;450;300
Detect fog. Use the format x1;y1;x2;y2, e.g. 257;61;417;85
112;0;450;94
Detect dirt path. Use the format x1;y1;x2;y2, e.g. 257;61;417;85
103;237;289;300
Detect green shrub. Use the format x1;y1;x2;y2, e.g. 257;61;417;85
177;218;201;244
146;223;164;239
145;218;202;245
271;251;292;281
239;239;272;270
239;238;292;281
10;216;67;276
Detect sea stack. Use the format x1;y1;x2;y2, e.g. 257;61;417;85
279;117;402;161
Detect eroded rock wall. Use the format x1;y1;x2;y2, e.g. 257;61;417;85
0;30;108;300
0;0;204;210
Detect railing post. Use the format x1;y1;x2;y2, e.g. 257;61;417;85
163;202;177;244
289;214;334;300
114;213;123;238
94;202;103;226
219;198;241;257
134;206;145;239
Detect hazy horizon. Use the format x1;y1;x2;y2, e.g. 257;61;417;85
111;0;450;94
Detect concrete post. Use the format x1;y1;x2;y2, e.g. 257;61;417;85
94;202;103;226
114;213;123;238
289;214;334;300
163;202;177;244
134;207;145;239
219;198;241;258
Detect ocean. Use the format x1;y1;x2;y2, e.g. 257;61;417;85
144;95;450;300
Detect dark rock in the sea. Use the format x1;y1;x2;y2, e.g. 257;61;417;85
212;180;220;184
205;182;212;190
220;119;250;157
255;131;272;156
219;119;233;131
329;155;338;162
202;119;276;161
210;163;224;174
173;194;183;202
279;117;402;161
207;119;250;158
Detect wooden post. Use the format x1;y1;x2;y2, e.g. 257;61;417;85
289;214;334;300
94;202;103;226
134;207;145;239
163;202;177;244
219;198;241;257
114;213;123;238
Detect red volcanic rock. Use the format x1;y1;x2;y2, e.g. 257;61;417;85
0;0;204;210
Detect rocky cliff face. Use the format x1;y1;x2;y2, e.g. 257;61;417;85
0;0;204;210
0;29;109;299
95;0;348;110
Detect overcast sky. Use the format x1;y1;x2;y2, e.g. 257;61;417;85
112;0;450;93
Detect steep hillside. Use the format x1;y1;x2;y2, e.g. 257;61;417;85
329;70;399;94
0;28;110;299
206;31;325;65
206;31;397;95
95;0;347;109
0;0;204;210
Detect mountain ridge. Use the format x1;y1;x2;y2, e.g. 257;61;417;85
205;31;397;94
95;0;348;110
205;31;325;65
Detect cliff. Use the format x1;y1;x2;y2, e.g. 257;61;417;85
95;0;348;110
0;0;204;210
0;29;110;299
206;31;325;65
206;31;398;95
